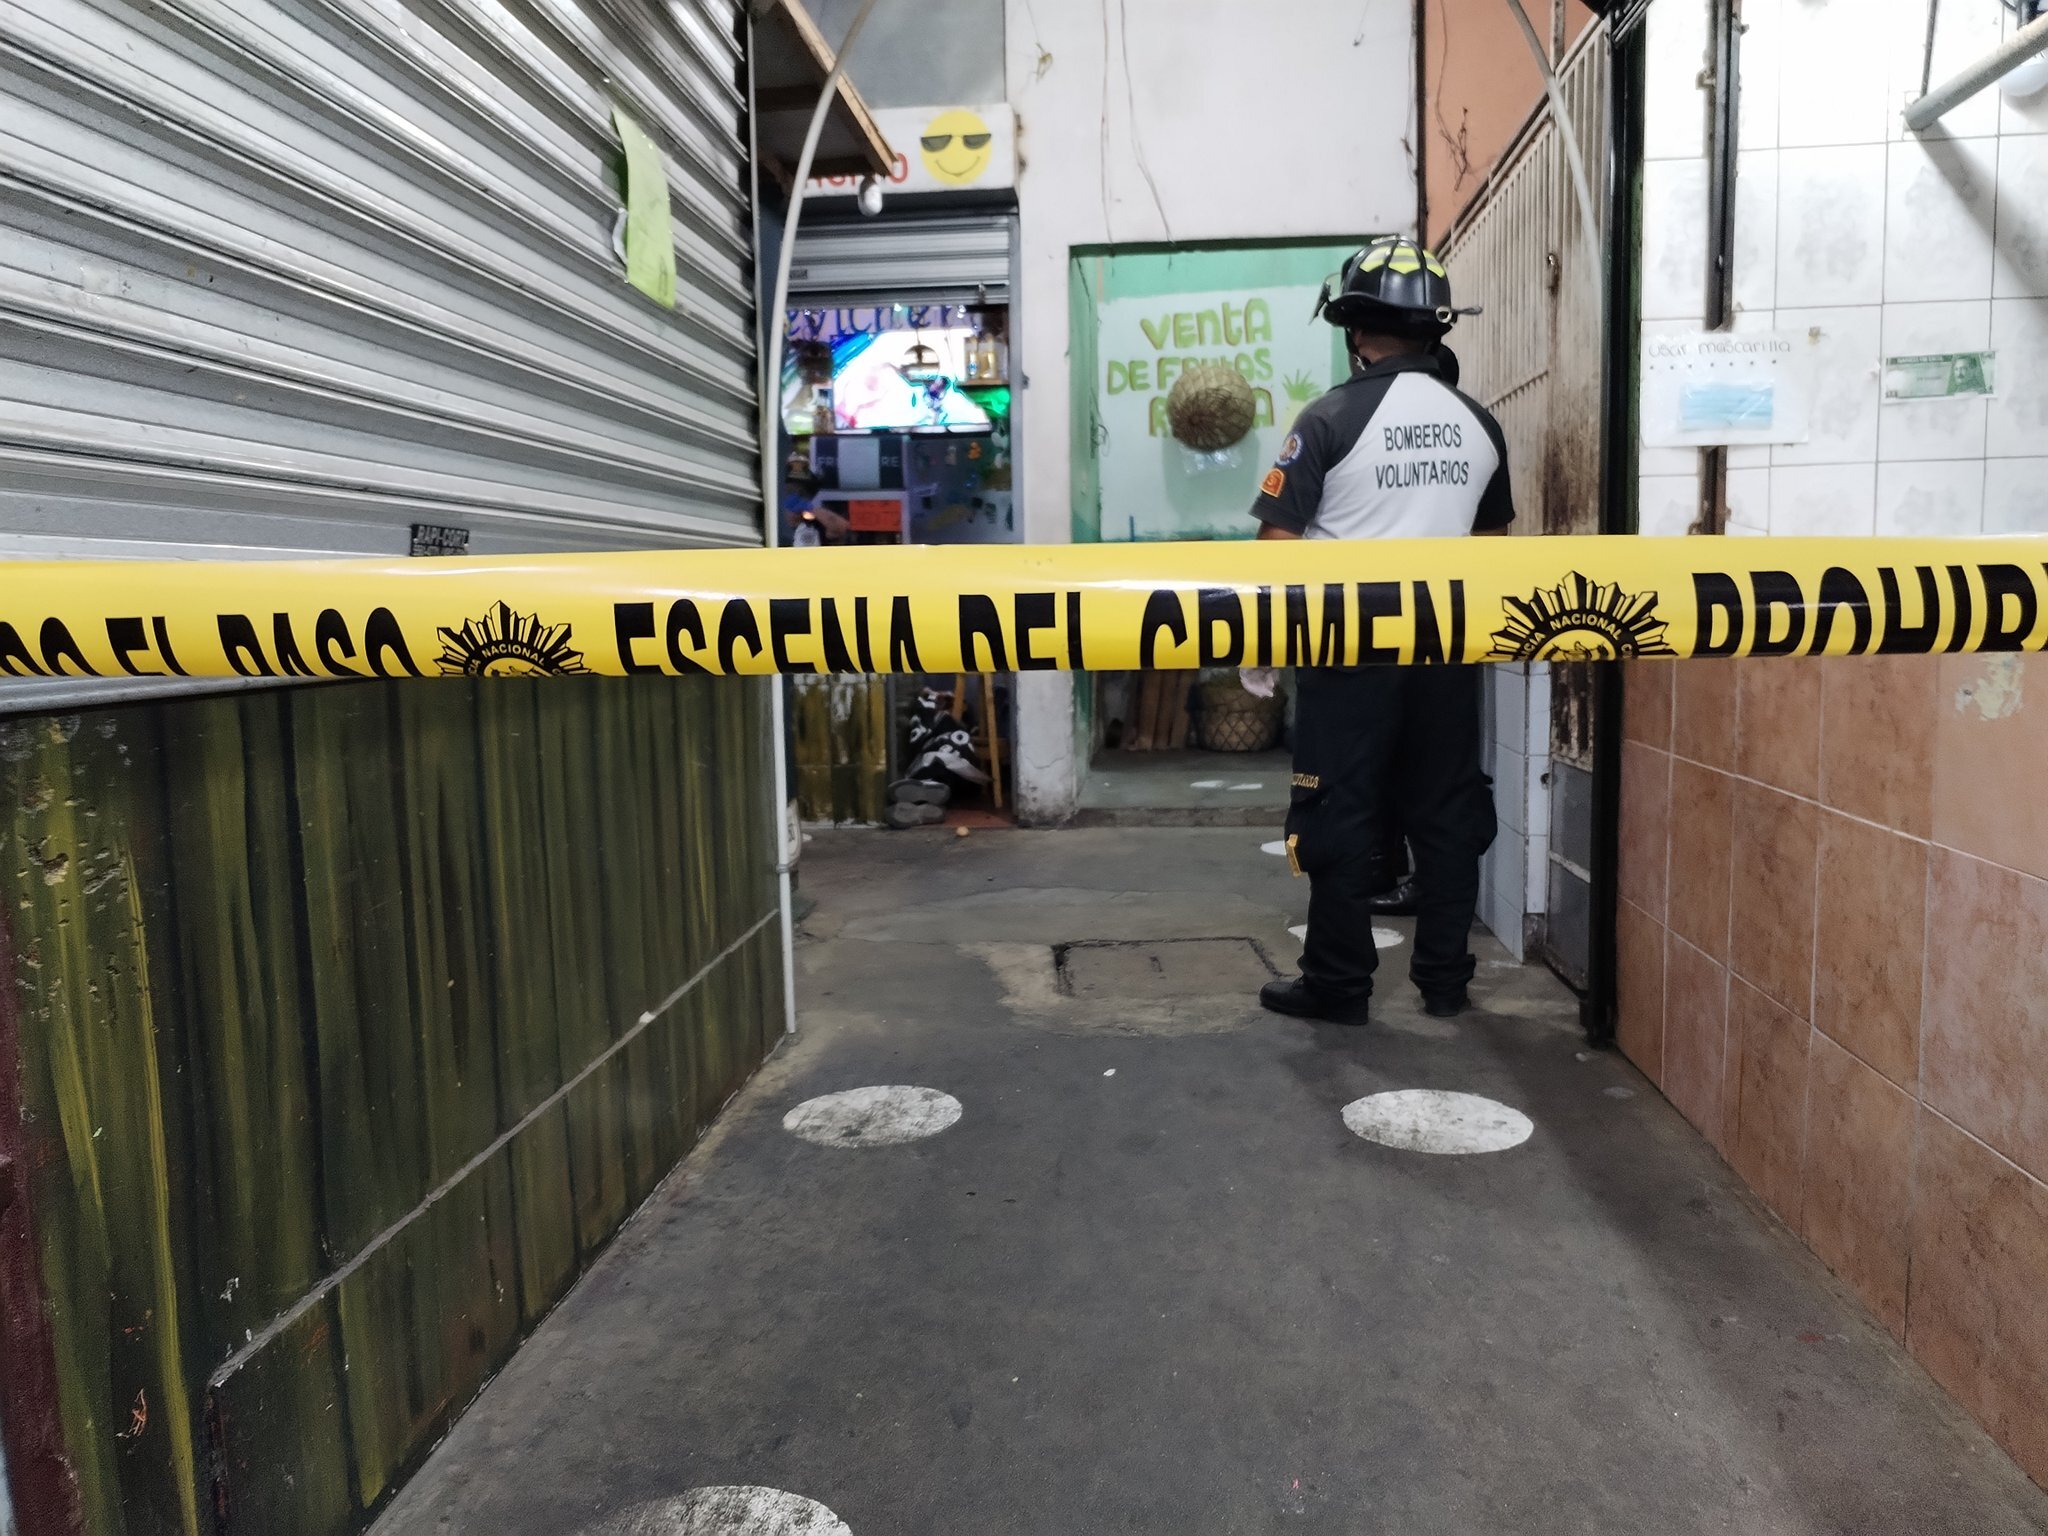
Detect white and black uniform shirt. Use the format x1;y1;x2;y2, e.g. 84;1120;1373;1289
1251;353;1514;539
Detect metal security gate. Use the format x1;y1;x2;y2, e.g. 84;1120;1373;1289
790;211;1014;305
1441;25;1610;990
0;0;759;568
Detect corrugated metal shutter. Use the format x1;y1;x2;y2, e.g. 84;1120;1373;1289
0;0;760;564
789;213;1013;306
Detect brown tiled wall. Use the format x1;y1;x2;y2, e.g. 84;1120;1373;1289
1616;654;2048;1489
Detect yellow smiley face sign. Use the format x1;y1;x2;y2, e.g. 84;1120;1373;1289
918;108;995;186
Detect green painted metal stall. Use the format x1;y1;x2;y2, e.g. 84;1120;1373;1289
0;678;780;1535
1067;239;1368;546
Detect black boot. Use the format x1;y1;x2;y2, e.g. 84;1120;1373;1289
1259;976;1371;1026
1421;986;1470;1019
1367;875;1418;917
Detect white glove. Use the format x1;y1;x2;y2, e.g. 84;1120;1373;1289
1239;667;1279;699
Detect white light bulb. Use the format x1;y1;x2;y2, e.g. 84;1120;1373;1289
857;176;885;216
2002;50;2048;101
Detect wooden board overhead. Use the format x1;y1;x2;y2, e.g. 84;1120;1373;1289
752;0;895;184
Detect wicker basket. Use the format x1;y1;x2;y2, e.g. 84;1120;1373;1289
1198;687;1284;752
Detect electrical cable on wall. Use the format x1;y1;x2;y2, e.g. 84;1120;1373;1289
1117;0;1173;242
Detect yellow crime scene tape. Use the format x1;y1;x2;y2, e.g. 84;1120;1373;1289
3;536;2046;680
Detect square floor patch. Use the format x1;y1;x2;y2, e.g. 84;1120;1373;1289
1055;938;1278;1000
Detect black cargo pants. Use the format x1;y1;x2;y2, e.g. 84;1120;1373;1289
1285;665;1496;1003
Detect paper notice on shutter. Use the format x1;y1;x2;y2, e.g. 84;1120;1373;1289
612;108;677;309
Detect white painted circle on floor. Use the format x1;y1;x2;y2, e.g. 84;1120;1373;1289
783;1086;961;1147
1341;1090;1534;1155
1261;839;1288;856
1286;923;1404;948
604;1487;851;1535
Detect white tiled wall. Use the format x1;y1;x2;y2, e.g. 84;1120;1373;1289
1479;662;1551;960
1637;0;2048;539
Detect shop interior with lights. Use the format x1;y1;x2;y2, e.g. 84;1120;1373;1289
779;299;1018;827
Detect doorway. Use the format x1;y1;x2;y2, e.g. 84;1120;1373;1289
783;213;1020;827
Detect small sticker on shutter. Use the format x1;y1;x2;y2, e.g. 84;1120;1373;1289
409;523;470;557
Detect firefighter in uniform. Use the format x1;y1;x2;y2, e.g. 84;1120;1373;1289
1250;237;1513;1024
1364;338;1462;919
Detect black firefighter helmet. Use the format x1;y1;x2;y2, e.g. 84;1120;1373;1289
1314;237;1479;339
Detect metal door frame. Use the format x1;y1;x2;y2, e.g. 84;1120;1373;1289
1439;22;1612;999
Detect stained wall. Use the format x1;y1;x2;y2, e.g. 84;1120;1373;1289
1617;0;2048;1493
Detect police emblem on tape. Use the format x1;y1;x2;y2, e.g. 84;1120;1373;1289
437;602;592;676
1485;573;1677;662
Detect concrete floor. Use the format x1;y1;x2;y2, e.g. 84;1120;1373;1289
374;829;2048;1536
1076;749;1290;824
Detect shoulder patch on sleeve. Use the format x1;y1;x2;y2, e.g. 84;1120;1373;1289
1276;431;1304;466
1260;467;1286;498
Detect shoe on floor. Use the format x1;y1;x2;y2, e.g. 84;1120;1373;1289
888;777;951;806
1367;876;1417;917
1259;976;1371;1026
1421;988;1470;1018
885;800;946;829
